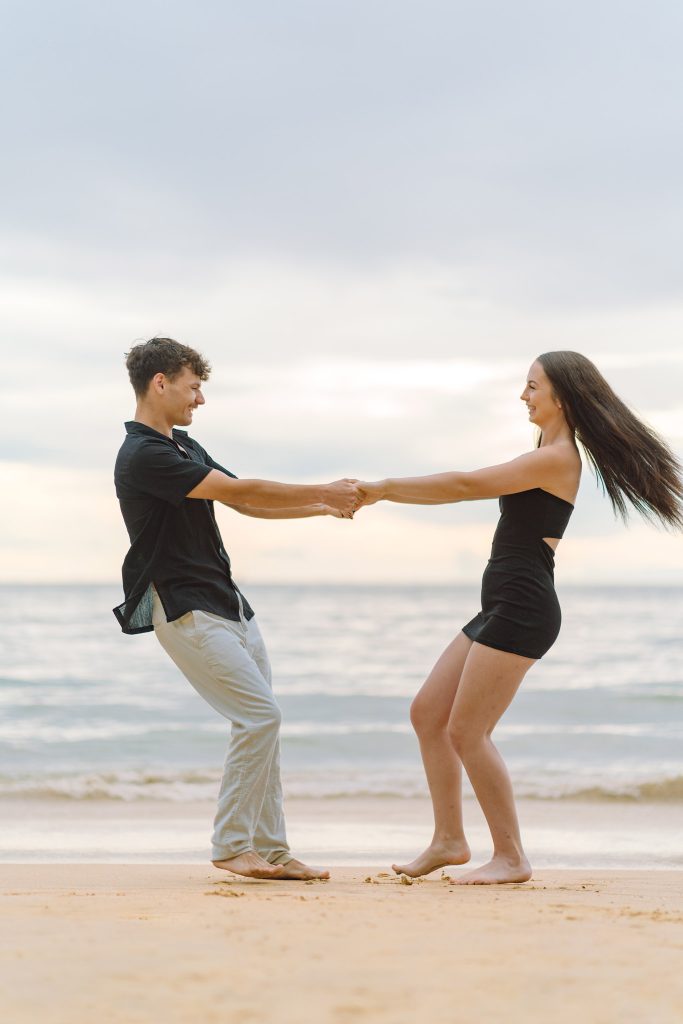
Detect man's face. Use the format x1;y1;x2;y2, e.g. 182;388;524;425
163;366;205;426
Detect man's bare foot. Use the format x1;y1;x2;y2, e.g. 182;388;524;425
392;838;471;879
212;851;286;879
275;858;330;881
453;854;532;885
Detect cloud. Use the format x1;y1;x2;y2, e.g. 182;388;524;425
0;463;128;582
3;1;682;582
2;1;682;305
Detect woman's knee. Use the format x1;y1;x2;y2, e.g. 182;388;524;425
447;717;484;758
410;693;448;737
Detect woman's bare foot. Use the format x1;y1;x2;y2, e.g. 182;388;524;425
212;851;285;879
454;853;532;885
392;838;471;878
275;858;330;881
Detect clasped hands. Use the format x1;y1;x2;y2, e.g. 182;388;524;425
321;479;383;519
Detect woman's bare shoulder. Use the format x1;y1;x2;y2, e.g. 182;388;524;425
541;440;581;500
537;438;579;462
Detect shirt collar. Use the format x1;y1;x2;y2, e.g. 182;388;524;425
124;421;190;441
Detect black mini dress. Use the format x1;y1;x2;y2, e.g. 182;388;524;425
462;488;574;660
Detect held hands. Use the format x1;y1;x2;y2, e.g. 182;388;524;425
321;479;386;518
354;481;385;507
322;479;362;517
319;504;354;519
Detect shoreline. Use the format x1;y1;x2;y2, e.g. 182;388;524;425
2;795;681;869
2;865;682;1023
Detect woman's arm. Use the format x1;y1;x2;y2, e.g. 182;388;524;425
359;448;573;505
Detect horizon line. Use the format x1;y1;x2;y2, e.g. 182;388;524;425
2;580;683;589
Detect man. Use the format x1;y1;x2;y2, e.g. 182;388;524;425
114;337;359;880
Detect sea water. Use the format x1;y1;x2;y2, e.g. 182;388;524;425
1;584;682;865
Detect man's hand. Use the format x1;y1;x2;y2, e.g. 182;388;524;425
321;479;362;516
320;503;354;519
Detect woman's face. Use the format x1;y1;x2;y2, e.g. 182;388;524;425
520;360;559;428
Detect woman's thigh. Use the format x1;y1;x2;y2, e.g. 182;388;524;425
448;641;535;741
412;631;474;728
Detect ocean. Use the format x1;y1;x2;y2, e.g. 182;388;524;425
1;583;682;866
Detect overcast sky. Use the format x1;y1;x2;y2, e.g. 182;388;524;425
2;0;682;584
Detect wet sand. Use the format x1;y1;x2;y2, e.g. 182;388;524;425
2;796;682;868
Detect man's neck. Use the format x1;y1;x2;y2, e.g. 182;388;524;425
133;405;174;438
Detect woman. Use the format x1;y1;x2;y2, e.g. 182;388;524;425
357;352;683;884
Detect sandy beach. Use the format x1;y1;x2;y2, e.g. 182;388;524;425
3;584;683;1022
2;864;682;1024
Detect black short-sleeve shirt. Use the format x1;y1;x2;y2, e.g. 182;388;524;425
113;421;254;634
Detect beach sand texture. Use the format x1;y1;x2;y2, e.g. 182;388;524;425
2;866;682;1023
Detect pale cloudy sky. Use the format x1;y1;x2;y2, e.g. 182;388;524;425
1;1;682;584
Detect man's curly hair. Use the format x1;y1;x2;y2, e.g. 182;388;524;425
125;337;211;397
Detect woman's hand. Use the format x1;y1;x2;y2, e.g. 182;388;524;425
355;480;386;507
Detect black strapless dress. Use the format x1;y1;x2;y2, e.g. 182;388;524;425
462;488;574;660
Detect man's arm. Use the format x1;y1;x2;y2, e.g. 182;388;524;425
187;469;360;515
223;503;351;519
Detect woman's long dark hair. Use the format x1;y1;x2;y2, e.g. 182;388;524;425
537;351;683;530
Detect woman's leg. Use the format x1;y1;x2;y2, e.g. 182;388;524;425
447;641;535;884
393;631;473;877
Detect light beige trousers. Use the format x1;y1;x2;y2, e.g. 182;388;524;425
152;590;290;863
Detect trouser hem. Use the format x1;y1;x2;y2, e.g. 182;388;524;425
211;843;252;862
265;849;293;865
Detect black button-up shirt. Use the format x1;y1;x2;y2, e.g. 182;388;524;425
113;421;254;634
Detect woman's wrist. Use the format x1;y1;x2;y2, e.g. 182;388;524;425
358;479;389;505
